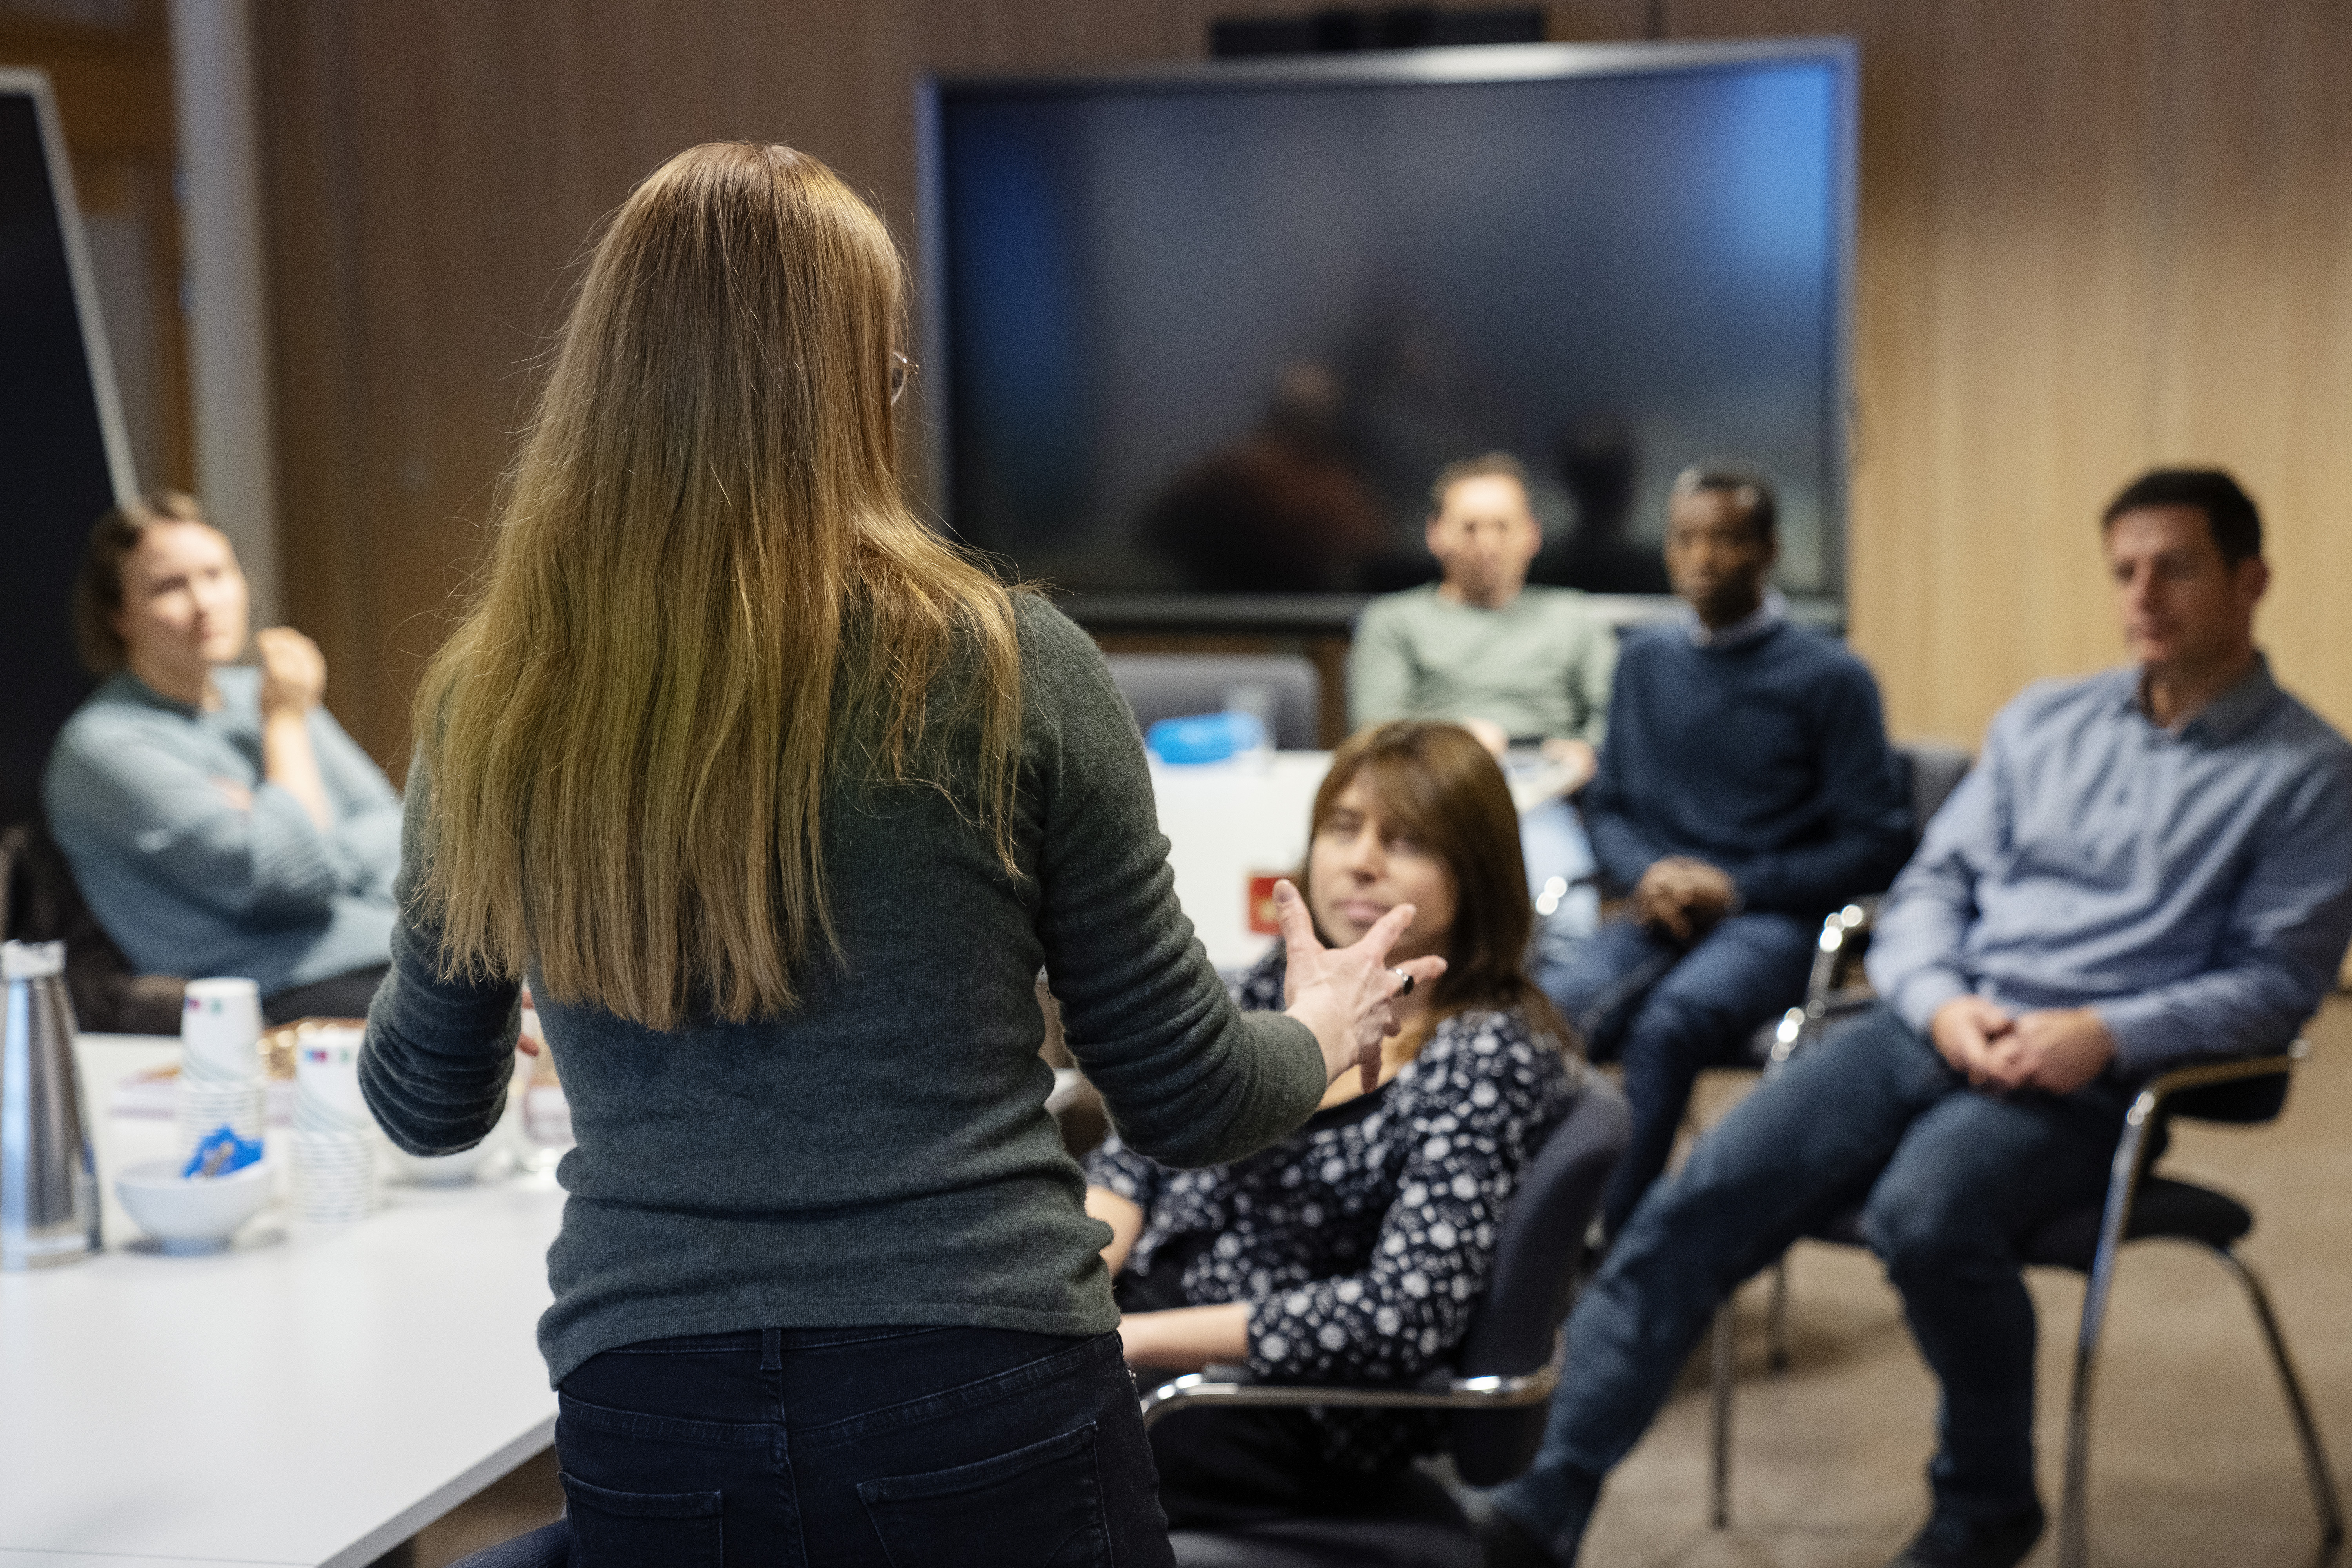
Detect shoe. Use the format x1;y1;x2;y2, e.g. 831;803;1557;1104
1885;1501;2046;1568
1460;1490;1567;1568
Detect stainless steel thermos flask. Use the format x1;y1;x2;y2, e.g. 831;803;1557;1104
1;940;100;1268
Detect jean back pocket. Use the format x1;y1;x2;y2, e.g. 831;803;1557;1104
562;1468;724;1568
858;1421;1111;1568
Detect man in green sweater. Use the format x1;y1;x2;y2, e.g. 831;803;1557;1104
1349;452;1617;775
1348;451;1620;954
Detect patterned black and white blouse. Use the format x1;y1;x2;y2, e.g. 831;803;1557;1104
1085;946;1581;1468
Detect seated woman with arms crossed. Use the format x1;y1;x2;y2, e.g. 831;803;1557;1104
1089;720;1583;1532
43;493;401;1022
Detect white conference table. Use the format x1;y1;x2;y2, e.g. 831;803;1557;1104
0;759;1333;1566
0;1034;566;1568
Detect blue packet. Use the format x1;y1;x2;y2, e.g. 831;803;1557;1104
182;1125;264;1179
1145;711;1265;765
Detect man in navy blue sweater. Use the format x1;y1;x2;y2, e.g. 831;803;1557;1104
1554;463;1910;1236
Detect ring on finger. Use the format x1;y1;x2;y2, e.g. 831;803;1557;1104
1390;967;1415;998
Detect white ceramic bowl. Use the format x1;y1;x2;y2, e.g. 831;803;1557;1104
115;1157;273;1253
383;1138;509;1187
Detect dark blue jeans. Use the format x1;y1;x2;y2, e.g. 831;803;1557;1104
1543;911;1816;1234
1490;1005;2129;1560
555;1324;1172;1567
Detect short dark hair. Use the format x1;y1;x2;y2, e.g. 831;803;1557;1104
2100;468;2262;568
1670;460;1777;540
1430;451;1531;510
73;490;210;674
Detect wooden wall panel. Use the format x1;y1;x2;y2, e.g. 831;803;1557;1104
2148;1;2352;732
252;0;2352;767
1664;0;2352;743
256;0;1330;768
1666;0;2169;744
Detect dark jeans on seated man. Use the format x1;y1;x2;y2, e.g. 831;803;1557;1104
1489;1003;2129;1558
1551;911;1817;1236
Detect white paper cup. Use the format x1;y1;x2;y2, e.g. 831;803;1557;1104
181;978;263;1083
289;1130;380;1222
293;1028;369;1123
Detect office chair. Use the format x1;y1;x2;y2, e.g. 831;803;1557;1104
1142;1077;1631;1568
1706;1015;2343;1566
0;818;186;1034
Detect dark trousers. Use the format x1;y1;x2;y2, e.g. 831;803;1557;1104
1120;1269;1421;1533
555;1324;1172;1567
1490;1005;2129;1559
1544;912;1816;1234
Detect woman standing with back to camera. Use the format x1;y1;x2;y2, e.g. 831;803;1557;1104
359;142;1438;1564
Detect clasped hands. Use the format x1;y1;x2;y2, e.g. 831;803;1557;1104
1930;995;2114;1095
1632;856;1739;944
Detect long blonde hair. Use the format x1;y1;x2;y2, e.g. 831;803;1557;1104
414;142;1023;1031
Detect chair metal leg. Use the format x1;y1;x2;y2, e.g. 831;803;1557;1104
2056;1272;2106;1568
1710;1299;1735;1528
2058;1081;2167;1568
2209;1245;2346;1547
1766;1255;1790;1373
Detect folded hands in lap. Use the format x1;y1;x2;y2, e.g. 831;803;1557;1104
1633;855;1740;944
1930;995;2114;1095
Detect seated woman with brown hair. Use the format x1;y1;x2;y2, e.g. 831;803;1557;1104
1086;720;1584;1532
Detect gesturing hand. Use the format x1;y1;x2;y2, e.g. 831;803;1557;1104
1273;880;1447;1092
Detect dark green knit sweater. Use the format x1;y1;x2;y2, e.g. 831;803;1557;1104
359;595;1325;1386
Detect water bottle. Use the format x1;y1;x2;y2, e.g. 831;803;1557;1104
1;941;101;1268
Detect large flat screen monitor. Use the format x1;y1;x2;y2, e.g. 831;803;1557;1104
1;69;134;826
920;39;1854;627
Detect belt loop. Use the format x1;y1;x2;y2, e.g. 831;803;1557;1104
760;1327;782;1371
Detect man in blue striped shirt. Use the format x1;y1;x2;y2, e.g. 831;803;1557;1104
1479;469;2352;1568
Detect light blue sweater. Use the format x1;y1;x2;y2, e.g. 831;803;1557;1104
43;670;402;995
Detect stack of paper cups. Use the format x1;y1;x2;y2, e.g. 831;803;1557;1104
177;978;265;1160
289;1027;380;1223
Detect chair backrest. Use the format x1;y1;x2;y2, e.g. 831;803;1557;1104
1894;740;1972;848
1102;653;1323;750
0;819;187;1034
2166;1071;2292;1126
1447;1073;1630;1486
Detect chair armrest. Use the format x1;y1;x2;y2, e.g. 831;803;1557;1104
2130;1043;2307;1120
2101;1044;2305;1236
1137;1347;1560;1430
2077;1043;2307;1332
1802;900;1879;1009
